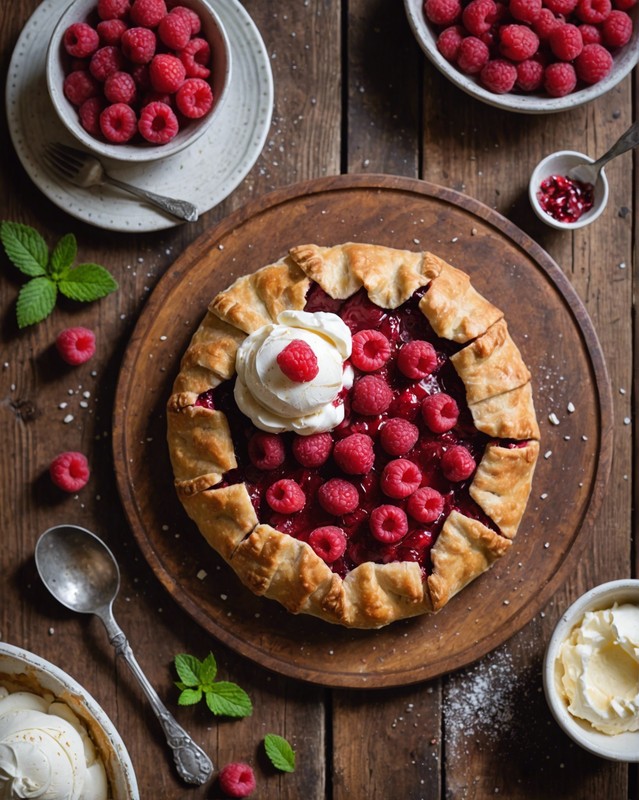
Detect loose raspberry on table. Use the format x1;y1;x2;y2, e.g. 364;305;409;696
318;478;359;515
379;417;419;456
276;339;319;383
176;78;214;118
436;25;465;61
49;451;90;493
370;505;409;543
549;23;584;59
350;329;391;372
533;8;563;39
441;445;476;482
543;61;577;96
406;486;445;524
79;96;106;135
100;102;138;142
63;23;100;58
308;526;347;563
218;762;256;799
292;432;332;467
479;59;518;93
63;70;99;106
333;433;375;475
578;23;602;43
462;0;497;35
456;36;490;73
97;0;131;20
397;339;438;379
130;0;167;27
158;10;192;50
510;0;542;23
149;53;187;93
104;70;137;104
138;100;179;143
351;375;393;416
421;392;459;433
380;459;423;499
499;24;540;60
172;5;202;34
601;9;633;45
56;326;96;365
121;27;157;64
97;19;128;45
575;42;613;81
424;0;462;25
516;58;544;91
247;432;285;470
266;479;306;514
179;37;211;78
89;45;124;81
576;0;612;22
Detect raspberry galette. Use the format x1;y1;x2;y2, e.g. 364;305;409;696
167;243;539;628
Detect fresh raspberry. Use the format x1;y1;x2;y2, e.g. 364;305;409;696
97;0;131;19
381;459;423;499
89;46;124;81
49;452;90;493
138;100;179;143
424;0;462;25
247;432;285;470
266;479;306;513
130;0;167;27
121;27;157;64
351;376;393;416
499;24;540;60
379;418;419;456
308;526;347;563
158;10;192;49
179;37;211;78
545;0;579;12
104;71;137;104
397;339;438;379
436;25;465;60
370;505;409;543
97;19;128;45
333;433;375;475
480;58;518;93
441;445;476;482
63;23;100;58
510;0;542;23
63;70;99;106
218;762;256;799
318;478;359;515
55;326;96;365
149;53;187;92
350;329;391;372
543;61;577;96
516;58;545;90
100;102;137;142
462;0;497;35
421;393;459;433
292;432;332;467
578;23;602;43
575;42;613;81
171;6;202;34
576;0;612;22
549;23;584;59
455;35;490;73
175;78;213;118
533;8;563;39
601;9;633;45
406;486;445;523
276;339;319;383
79;96;107;136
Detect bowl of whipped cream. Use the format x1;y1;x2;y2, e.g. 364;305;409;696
543;579;639;761
0;641;139;799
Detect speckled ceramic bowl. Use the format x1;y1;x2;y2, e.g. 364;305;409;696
543;579;639;762
0;641;139;798
46;0;231;162
403;0;639;114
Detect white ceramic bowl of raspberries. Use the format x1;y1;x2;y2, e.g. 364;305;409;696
404;0;638;112
46;0;231;162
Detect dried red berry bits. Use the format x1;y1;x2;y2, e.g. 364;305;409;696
537;173;595;222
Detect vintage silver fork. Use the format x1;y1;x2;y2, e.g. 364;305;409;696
43;142;199;222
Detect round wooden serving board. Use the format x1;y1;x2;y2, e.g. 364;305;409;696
113;174;612;688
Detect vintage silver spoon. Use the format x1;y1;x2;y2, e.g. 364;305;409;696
34;524;213;786
568;120;639;185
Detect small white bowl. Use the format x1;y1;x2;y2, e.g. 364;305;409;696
46;0;231;163
529;150;609;230
543;579;639;762
0;641;139;798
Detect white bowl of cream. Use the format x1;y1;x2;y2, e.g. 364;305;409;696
543;579;639;762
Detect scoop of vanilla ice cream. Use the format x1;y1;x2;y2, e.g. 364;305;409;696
559;603;639;734
235;310;353;435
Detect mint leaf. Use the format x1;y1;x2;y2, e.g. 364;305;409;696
174;654;202;687
1;221;48;277
204;682;253;718
177;687;203;706
264;734;296;773
199;652;217;686
58;263;118;302
50;233;77;278
16;278;57;328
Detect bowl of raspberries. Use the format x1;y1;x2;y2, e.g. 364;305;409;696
47;0;231;161
404;0;638;112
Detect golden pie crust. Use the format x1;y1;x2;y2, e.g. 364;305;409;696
167;243;539;628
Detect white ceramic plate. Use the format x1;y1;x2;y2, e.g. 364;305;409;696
6;0;274;232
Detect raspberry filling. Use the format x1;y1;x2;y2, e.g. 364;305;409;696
196;286;498;579
537;173;594;223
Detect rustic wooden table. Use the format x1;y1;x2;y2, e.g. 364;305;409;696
1;1;637;798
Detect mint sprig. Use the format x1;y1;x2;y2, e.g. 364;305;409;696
1;221;118;328
264;734;296;773
174;652;252;719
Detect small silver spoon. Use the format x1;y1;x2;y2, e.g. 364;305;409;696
568;120;639;185
34;524;213;786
